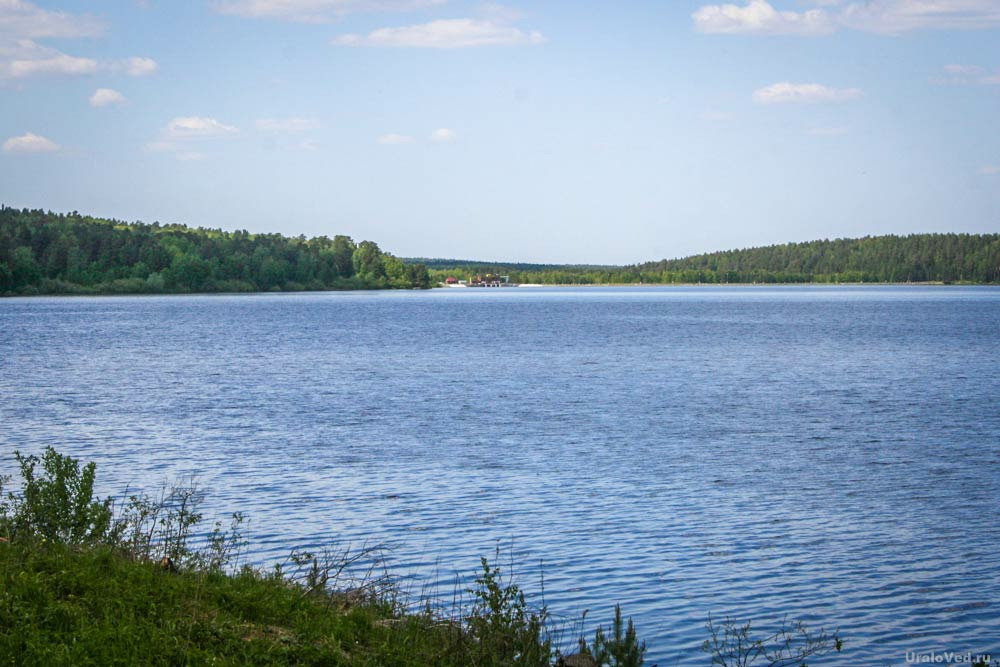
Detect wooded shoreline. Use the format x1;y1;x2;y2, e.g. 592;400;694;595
3;206;998;296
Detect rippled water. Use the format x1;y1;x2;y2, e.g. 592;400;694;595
1;286;998;665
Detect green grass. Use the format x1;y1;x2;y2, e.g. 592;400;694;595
0;537;373;665
0;535;565;666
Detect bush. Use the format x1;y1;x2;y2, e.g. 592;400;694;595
1;448;248;572
38;278;97;295
2;447;112;544
145;271;165;291
464;555;553;667
102;277;151;293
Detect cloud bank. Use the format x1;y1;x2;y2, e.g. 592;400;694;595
693;0;832;35
694;0;1000;35
0;1;156;81
0;0;104;39
213;0;446;23
336;18;545;48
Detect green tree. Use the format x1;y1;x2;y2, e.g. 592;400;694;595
10;246;41;288
332;235;356;278
167;253;214;291
406;263;431;289
353;240;386;281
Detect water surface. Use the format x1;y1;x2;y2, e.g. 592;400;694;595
2;286;998;666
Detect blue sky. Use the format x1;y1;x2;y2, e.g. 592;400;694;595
1;1;998;263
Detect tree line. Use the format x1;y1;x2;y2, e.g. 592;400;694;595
3;206;997;295
0;207;430;295
422;234;1000;285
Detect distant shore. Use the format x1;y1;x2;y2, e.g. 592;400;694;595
436;280;989;289
5;210;998;295
6;280;999;298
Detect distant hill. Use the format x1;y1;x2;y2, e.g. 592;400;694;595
634;234;1000;284
415;234;1000;285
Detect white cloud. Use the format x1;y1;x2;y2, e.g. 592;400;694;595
120;57;157;77
980;165;1000;175
429;127;456;142
0;3;102;81
693;0;833;34
6;49;98;77
753;82;863;104
89;87;126;107
943;63;981;75
3;131;59;153
336;18;546;48
147;117;238;160
934;64;1000;86
0;47;158;80
694;0;1000;35
839;0;1000;33
256;117;319;132
213;0;445;22
166;116;239;138
0;12;155;81
0;0;104;39
377;133;414;145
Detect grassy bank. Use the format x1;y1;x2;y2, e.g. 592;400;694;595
3;536;603;666
0;448;845;666
1;537;389;665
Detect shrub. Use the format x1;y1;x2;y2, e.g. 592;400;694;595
585;604;646;667
465;555;553;667
0;448;248;573
2;447;112;544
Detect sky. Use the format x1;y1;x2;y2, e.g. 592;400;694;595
1;0;999;264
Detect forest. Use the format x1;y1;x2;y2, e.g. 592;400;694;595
2;206;998;295
0;207;430;295
421;234;1000;285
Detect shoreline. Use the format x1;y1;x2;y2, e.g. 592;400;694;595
4;280;999;298
460;280;984;288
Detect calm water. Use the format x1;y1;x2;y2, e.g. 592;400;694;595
2;286;998;665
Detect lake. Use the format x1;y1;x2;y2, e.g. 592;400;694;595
1;286;998;666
